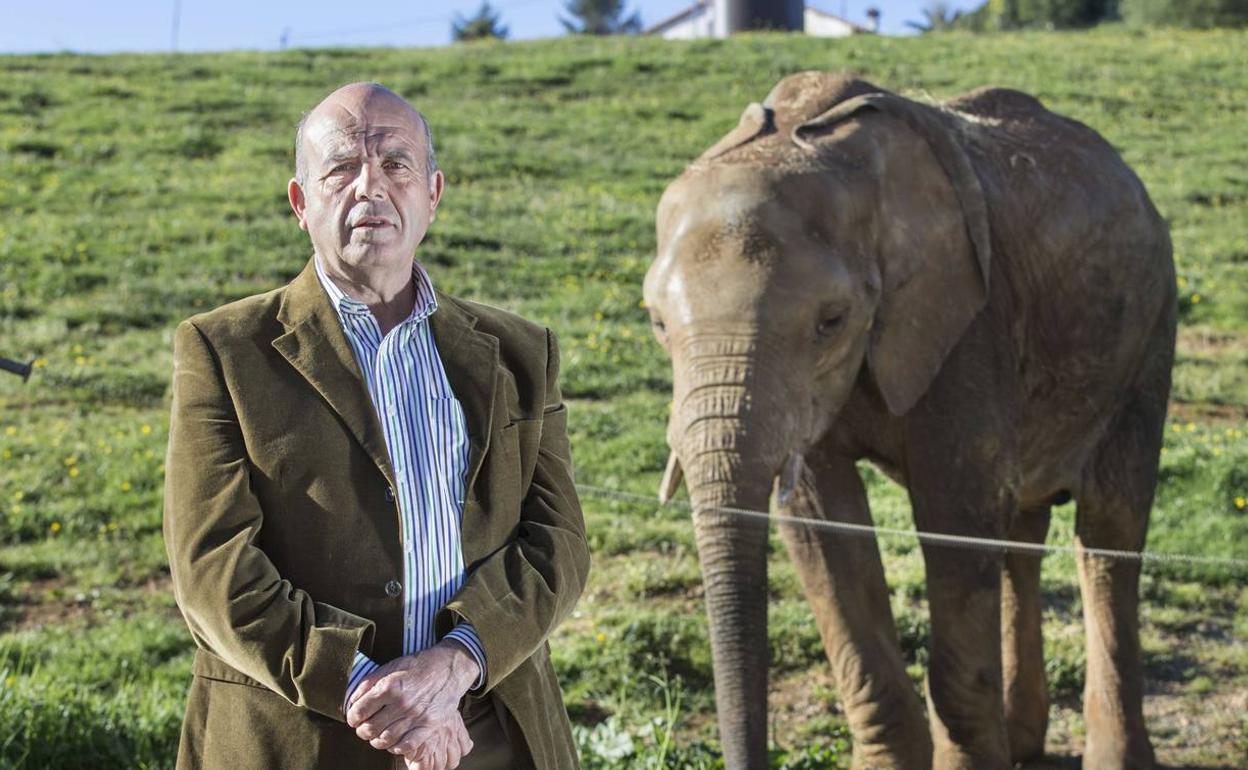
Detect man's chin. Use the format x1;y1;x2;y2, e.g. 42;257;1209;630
338;245;412;269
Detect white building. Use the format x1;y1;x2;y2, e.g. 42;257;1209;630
646;2;874;39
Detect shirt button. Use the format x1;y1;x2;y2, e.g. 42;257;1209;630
384;580;402;598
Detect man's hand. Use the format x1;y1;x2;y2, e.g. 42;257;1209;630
346;640;481;769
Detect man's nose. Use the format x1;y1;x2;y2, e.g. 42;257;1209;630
353;161;384;200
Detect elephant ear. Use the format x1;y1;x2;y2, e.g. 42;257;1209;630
794;93;992;416
698;102;775;161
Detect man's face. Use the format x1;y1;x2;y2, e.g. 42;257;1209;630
288;90;443;271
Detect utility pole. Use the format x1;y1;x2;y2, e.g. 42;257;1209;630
171;0;182;52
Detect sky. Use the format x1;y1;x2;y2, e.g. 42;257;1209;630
0;1;986;54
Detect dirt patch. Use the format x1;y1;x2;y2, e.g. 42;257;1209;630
7;572;177;632
1177;328;1248;357
1167;400;1248;424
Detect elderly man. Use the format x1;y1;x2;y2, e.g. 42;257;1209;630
163;82;589;770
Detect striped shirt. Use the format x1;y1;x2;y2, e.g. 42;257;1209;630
311;255;487;704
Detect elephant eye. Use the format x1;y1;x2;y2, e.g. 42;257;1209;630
816;316;844;338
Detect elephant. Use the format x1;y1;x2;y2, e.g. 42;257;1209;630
642;72;1175;770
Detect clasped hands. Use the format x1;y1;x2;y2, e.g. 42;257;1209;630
346;640;481;770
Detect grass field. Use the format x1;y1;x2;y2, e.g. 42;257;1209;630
1;23;1247;769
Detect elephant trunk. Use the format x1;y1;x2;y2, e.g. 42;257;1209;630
671;333;798;770
687;462;772;770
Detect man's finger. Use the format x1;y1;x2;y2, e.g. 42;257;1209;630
455;716;474;758
428;734;451;770
347;672;382;709
347;674;404;727
395;725;438;762
444;734;463;770
362;704;418;750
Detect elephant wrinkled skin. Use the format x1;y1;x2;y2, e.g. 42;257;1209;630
643;72;1174;770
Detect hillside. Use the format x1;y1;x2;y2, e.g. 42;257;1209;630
1;25;1246;768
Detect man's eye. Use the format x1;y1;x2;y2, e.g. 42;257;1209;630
331;163;356;174
384;161;406;170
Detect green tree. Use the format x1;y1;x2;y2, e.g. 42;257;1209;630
953;0;1118;29
452;1;510;41
1120;0;1248;27
905;1;967;32
559;0;643;35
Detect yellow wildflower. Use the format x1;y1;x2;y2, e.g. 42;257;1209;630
141;424;152;435
4;426;15;436
120;481;131;492
50;521;61;533
1191;293;1202;304
1235;497;1246;510
69;467;79;478
74;356;86;366
1;449;10;460
596;632;606;643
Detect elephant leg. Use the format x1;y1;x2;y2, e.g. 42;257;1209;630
777;450;932;770
1074;379;1165;770
1001;506;1051;763
906;444;1014;770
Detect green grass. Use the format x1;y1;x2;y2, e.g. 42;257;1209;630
2;23;1247;769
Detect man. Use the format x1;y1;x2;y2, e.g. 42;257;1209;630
163;82;589;770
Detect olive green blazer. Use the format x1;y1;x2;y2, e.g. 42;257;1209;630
162;256;589;769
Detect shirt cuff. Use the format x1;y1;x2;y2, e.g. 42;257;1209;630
443;623;487;691
344;650;380;711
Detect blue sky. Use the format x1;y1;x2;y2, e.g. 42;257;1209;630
0;1;985;53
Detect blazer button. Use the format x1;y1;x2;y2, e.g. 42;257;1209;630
385;487;395;502
384;580;402;598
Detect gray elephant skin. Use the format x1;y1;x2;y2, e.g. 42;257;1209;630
643;72;1175;770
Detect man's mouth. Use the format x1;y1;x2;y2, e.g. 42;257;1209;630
350;217;392;229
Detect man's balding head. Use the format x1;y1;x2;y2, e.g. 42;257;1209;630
287;81;446;275
294;82;437;186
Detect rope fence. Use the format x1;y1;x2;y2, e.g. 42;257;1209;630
576;483;1248;573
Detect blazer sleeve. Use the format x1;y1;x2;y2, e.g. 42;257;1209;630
436;327;591;691
162;319;375;722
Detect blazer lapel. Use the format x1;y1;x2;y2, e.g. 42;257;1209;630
271;257;398;489
269;257;501;541
428;288;499;503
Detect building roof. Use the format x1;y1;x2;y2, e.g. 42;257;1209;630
645;0;710;35
805;5;873;33
645;2;874;36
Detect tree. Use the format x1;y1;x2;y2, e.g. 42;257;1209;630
905;1;967;32
952;0;1118;29
1120;0;1248;27
559;0;643;35
452;1;510;42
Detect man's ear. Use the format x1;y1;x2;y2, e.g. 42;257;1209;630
287;178;309;232
429;169;445;221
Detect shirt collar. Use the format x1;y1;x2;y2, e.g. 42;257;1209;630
312;253;439;327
